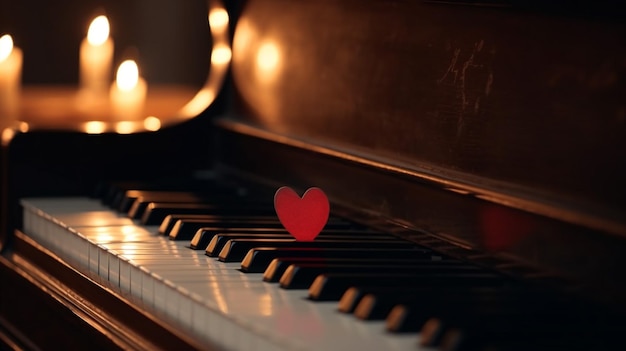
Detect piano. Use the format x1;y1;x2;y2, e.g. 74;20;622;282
1;0;626;350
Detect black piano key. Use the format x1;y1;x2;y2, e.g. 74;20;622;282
123;191;210;216
129;193;272;219
101;181;148;208
426;294;604;351
159;214;249;235
421;309;579;351
355;289;484;321
106;180;234;209
339;286;372;313
207;234;295;255
356;293;429;321
279;263;484;289
436;327;557;351
308;273;507;301
128;195;209;219
443;308;626;351
338;284;502;314
161;212;360;236
190;227;381;250
388;303;480;334
189;228;291;250
140;203;277;225
434;306;596;351
264;257;459;283
170;216;355;240
117;190;151;213
386;304;429;333
386;298;521;334
218;239;416;262
385;288;562;333
353;286;532;321
110;179;233;213
240;247;435;273
169;217;285;240
206;232;395;256
420;318;452;348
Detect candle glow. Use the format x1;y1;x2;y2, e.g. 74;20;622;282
0;35;13;63
79;15;114;107
0;34;22;128
116;60;139;91
110;59;147;120
208;8;229;32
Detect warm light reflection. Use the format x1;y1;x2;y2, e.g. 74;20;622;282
144;116;161;131
115;60;139;91
0;34;13;62
84;121;107;134
96;232;114;243
256;42;280;72
90;217;118;227
18;122;29;133
115;121;136;134
121;225;136;234
259;294;273;316
87;16;110;46
208;8;229;31
180;88;215;117
254;41;282;87
1;128;15;146
232;18;254;64
210;281;229;314
211;45;232;65
121;243;139;252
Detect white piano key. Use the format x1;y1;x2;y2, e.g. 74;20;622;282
119;255;132;294
108;249;121;287
98;244;109;280
89;242;101;275
130;262;144;300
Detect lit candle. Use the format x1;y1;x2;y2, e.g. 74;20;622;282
79;15;113;101
110;59;147;120
0;34;22;126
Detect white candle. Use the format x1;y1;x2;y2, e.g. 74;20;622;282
0;34;22;127
79;15;113;101
110;59;147;120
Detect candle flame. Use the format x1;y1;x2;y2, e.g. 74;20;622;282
87;16;110;46
0;34;13;63
115;60;139;92
208;8;229;30
211;45;232;65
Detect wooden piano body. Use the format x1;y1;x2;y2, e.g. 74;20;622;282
1;0;626;349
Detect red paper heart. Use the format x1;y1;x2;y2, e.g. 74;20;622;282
274;186;329;241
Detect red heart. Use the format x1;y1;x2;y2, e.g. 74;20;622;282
274;186;330;241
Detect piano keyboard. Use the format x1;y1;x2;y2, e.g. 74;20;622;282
20;197;427;351
19;189;621;351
